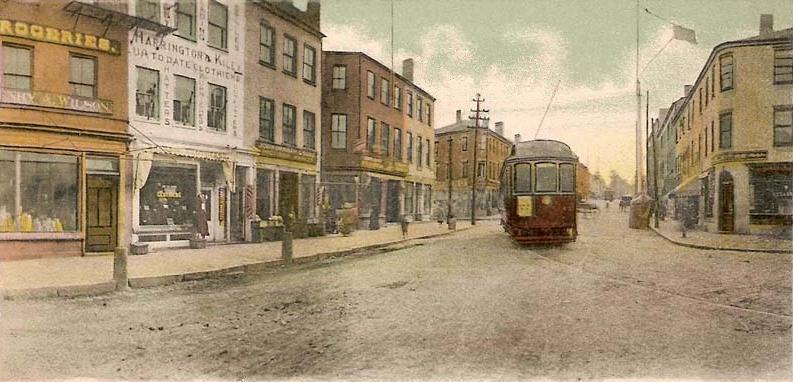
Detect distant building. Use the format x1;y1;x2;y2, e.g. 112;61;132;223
321;53;436;229
673;14;792;235
576;163;591;201
434;113;512;218
0;1;141;259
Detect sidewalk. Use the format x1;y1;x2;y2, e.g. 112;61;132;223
650;218;792;254
0;221;474;298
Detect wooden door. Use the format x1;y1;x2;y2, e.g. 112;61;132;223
86;176;117;252
718;172;735;232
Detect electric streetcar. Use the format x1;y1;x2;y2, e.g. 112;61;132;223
499;139;578;244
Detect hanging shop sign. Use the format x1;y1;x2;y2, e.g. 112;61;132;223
156;185;182;199
0;19;121;55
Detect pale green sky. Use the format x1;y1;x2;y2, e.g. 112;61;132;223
321;0;793;180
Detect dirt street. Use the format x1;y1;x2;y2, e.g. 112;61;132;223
1;207;791;381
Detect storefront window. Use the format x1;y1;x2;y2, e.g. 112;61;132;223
751;170;792;216
139;163;196;226
256;169;272;219
0;150;79;232
301;175;316;219
535;162;558;192
405;183;414;214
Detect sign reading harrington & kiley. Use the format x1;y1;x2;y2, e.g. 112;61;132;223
0;19;121;55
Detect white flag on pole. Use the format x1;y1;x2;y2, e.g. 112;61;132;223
673;24;697;44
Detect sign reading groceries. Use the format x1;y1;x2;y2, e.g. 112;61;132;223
0;19;121;55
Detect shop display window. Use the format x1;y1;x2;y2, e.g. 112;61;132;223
0;150;79;233
751;170;793;216
139;163;197;226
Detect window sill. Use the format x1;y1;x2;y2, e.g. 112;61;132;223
259;60;276;70
207;44;229;54
174;33;197;43
283;70;298;78
0;232;82;240
303;78;317;87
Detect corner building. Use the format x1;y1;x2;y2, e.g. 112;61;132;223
0;1;138;260
127;0;249;248
673;15;792;235
322;53;436;229
244;0;323;230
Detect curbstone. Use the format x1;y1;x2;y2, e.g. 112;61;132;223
2;286;59;300
650;226;792;254
57;281;115;297
129;274;183;289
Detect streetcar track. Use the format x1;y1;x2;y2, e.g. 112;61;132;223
527;249;792;320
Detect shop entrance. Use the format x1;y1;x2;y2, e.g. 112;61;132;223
85;175;117;252
279;172;299;227
230;167;246;242
199;187;217;241
386;180;401;222
719;171;735;232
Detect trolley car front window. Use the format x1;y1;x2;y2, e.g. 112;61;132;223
559;163;575;193
513;163;531;194
536;163;558;192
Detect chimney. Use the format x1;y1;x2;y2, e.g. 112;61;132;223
514;134;522;143
495;121;504;137
402;58;414;82
760;14;773;38
684;85;693;96
456;110;462;122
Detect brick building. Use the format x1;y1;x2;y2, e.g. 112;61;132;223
321;52;436;229
434;113;512;219
0;1;148;259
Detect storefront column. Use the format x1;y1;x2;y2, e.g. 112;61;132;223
80;152;87;255
274;169;280;216
733;165;751;234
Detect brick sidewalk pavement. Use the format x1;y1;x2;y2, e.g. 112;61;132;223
651;218;791;253
0;221;475;298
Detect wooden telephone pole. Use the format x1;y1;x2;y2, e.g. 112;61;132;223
468;94;489;225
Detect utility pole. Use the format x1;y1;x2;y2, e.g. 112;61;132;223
651;117;660;229
468;93;489;225
447;135;453;223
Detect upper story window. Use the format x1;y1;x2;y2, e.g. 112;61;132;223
367;71;375;99
137;0;160;22
259;24;275;66
535;162;558;192
303;44;316;84
427;104;432;126
774;48;793;84
417;97;424;122
259;97;274;142
303;110;316;149
773;107;792;147
2;44;32;90
207;83;227;131
135;66;159;119
407;132;413;163
208;0;228;50
331;114;347;149
392;87;401;110
719;112;732;149
367;118;377;151
283;36;297;75
176;0;196;40
70;54;96;98
173;75;195;126
417;136;423;167
406;91;413;117
381;78;390;105
394;128;402;160
461;136;468;151
719;53;734;91
381;123;390;156
282;104;296;146
332;65;346;89
425;138;430;164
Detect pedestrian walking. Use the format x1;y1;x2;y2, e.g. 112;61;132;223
400;214;410;238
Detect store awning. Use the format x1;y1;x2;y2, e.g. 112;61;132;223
671;175;701;198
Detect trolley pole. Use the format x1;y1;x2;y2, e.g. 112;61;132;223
468;94;489;226
447;135;453;223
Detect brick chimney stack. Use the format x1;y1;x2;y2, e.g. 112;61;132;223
760;14;774;38
495;121;504;136
456;110;462;122
514;134;522;143
402;59;414;82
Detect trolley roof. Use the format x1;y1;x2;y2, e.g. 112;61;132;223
508;139;578;161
